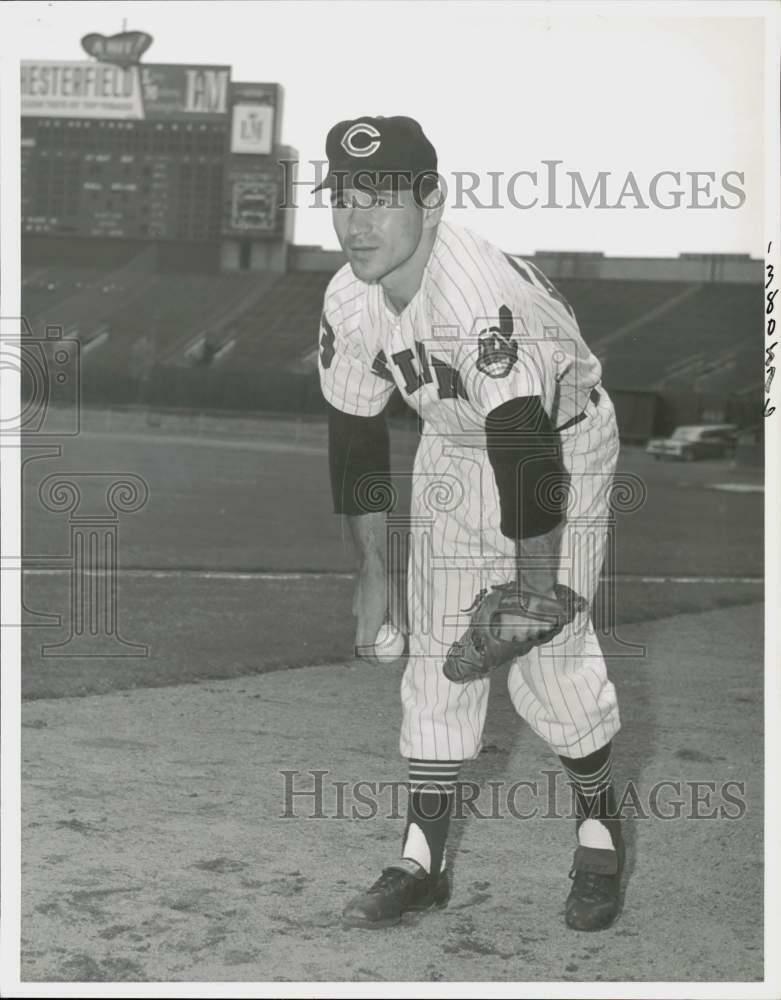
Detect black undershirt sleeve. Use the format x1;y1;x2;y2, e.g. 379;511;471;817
485;395;567;539
327;401;394;515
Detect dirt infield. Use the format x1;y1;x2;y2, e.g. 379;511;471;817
21;602;763;984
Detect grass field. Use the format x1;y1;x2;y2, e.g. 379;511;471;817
21;407;764;699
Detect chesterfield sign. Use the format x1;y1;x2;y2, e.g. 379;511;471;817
81;31;153;67
21;61;230;120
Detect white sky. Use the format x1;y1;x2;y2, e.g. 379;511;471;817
1;0;773;258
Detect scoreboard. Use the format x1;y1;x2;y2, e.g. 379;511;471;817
21;116;228;240
21;61;284;242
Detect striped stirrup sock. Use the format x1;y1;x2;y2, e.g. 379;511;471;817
401;758;462;876
559;742;618;848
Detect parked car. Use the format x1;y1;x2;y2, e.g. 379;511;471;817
645;424;738;461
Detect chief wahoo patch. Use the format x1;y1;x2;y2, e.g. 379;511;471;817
476;305;518;378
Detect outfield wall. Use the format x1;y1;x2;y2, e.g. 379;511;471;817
289;245;763;284
67;366;759;441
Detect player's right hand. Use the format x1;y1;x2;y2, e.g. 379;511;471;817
352;562;388;660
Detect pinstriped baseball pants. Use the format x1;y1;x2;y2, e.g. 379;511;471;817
399;389;621;762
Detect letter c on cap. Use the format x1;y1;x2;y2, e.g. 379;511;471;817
341;122;381;158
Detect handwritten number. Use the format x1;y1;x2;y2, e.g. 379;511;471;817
766;243;777;418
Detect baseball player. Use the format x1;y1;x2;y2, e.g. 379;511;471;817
316;116;623;932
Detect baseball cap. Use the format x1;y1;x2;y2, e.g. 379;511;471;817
313;115;438;194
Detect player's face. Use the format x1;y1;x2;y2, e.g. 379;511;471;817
330;186;425;284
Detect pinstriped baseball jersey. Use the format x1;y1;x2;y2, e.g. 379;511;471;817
318;219;620;762
318;220;602;434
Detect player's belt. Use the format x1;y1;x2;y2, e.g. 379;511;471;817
556;387;601;433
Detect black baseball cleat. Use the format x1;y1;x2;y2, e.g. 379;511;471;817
342;858;451;929
565;829;625;931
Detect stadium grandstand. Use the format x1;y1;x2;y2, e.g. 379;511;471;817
20;39;763;444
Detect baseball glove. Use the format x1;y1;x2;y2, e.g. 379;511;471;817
443;582;588;684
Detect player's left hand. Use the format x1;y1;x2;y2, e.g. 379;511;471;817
443;582;588;684
498;586;567;645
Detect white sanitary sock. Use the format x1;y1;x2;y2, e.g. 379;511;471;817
401;821;431;873
578;817;614;850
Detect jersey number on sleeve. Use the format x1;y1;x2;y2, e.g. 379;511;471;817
319;314;336;369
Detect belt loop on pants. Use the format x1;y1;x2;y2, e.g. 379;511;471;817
556;387;601;433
